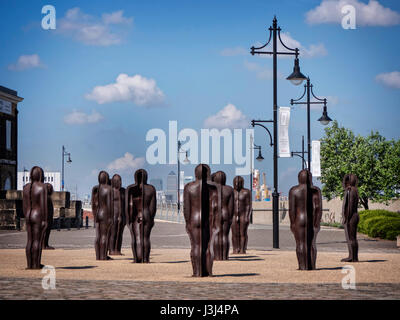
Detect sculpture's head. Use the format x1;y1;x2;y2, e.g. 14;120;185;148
111;174;122;189
98;171;110;185
194;164;211;181
343;173;358;189
46;183;53;195
134;169;148;185
298;169;312;185
233;176;244;191
212;171;226;186
30;166;44;183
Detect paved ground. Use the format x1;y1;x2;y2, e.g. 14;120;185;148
0;220;399;300
0;219;398;253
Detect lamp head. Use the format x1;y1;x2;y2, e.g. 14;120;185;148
256;149;264;162
287;58;307;86
318;105;332;125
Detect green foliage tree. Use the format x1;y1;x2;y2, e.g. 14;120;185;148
320;120;400;210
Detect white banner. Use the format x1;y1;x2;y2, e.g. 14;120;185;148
311;140;321;177
278;107;291;157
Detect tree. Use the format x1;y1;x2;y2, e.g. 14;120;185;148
319;120;400;210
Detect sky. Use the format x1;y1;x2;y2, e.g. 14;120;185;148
1;0;400;199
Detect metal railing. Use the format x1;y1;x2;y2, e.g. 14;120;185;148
156;201;184;223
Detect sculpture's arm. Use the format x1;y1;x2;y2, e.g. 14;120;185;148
245;190;252;222
314;188;323;232
288;188;296;232
149;186;157;220
22;184;30;219
342;189;349;224
41;185;48;228
228;190;234;225
183;184;191;227
91;186;98;223
125;187;131;225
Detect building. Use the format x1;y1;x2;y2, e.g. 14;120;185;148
150;178;163;191
17;171;61;191
0;86;23;190
166;171;177;202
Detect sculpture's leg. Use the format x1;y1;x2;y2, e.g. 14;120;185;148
31;222;42;269
239;222;249;254
341;223;354;262
133;221;143;263
346;215;359;262
295;228;307;270
117;222;125;254
94;222;100;260
128;225;137;262
205;246;213;277
25;221;33;269
222;221;230;260
143;221;153;263
231;221;239;254
191;241;201;277
108;217;118;255
98;222;111;260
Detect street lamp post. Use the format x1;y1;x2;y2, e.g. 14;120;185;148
249;134;264;224
251;16;307;249
177;140;190;214
291;136;308;170
290;78;332;168
61;145;72;191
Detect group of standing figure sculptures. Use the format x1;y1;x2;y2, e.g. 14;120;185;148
288;169;359;270
183;164;252;277
91;169;156;263
22;165;360;273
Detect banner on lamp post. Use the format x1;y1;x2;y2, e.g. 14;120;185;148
311;140;321;177
278;107;291;157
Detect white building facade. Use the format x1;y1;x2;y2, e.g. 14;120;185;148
17;171;61;191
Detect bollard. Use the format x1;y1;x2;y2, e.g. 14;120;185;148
86;216;89;229
57;218;61;231
67;219;71;231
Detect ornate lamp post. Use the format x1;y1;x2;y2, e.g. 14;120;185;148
250;16;307;249
291;136;308;170
249;136;264;224
290;78;332;168
61;145;72;191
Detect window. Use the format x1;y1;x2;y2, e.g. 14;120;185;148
6;120;11;150
4;177;11;190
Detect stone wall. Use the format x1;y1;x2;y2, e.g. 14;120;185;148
0;190;82;230
251;198;400;225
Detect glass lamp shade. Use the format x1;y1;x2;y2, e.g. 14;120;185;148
287;58;307;86
318;111;332;126
256;150;264;162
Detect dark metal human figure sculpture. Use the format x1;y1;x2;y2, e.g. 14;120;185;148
23;166;48;269
341;174;359;262
43;183;55;250
231;176;251;254
126;169;156;263
289;169;322;270
211;171;234;260
184;164;220;277
108;174;126;256
92;171;113;261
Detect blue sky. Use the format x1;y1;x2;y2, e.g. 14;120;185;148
1;0;400;198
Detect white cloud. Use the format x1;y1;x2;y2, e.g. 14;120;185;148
376;71;400;89
107;152;145;172
306;0;400;26
57;7;133;46
102;10;133;25
204;104;249;129
85;73;165;107
64;109;104;125
8;54;43;71
244;60;274;79
220;47;248;56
